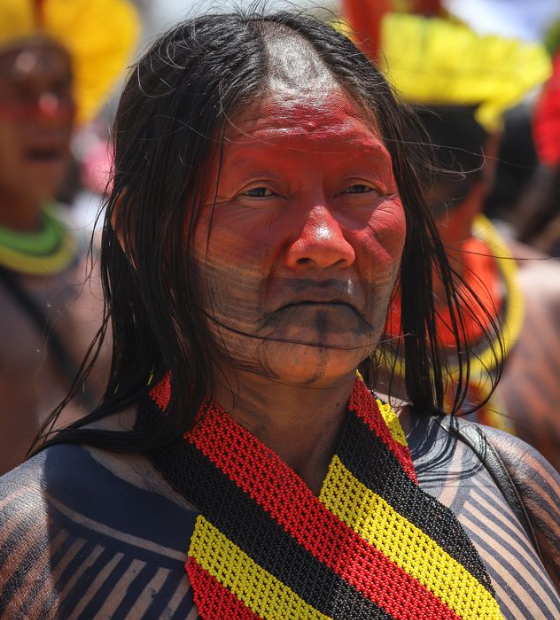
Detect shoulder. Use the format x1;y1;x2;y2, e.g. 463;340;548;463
480;425;560;589
0;443;199;619
480;423;560;487
405;412;560;616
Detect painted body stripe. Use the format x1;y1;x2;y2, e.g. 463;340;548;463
350;381;416;481
469;483;537;556
338;412;494;591
186;408;462;620
463;527;544;620
469;484;557;593
321;456;502;619
188;518;331;620
465;495;560;614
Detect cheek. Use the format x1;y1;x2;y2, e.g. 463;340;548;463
191;207;275;321
193;204;275;274
0;123;20;165
357;198;407;282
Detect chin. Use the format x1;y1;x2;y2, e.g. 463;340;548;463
23;165;68;198
260;342;367;387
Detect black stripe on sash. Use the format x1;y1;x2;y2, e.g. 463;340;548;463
145;431;395;620
338;410;494;593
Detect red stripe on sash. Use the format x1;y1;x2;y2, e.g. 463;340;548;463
186;558;262;620
149;373;171;410
185;406;460;620
349;380;417;482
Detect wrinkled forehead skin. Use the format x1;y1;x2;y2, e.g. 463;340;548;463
219;24;393;194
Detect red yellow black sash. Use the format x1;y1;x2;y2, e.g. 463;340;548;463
144;377;503;619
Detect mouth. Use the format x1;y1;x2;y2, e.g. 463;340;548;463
24;147;65;163
272;300;367;326
265;278;368;326
279;300;357;312
262;299;372;337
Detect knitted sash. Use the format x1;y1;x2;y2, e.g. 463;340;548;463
145;377;503;620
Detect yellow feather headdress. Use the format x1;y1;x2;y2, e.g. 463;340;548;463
380;13;551;131
0;0;140;124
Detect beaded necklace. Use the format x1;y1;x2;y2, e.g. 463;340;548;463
142;376;503;620
383;215;523;430
0;206;77;276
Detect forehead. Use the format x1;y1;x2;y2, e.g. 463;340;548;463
225;87;387;155
0;41;71;83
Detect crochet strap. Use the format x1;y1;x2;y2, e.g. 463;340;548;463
143;377;503;620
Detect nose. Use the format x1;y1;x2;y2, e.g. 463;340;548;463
285;205;356;270
38;92;61;118
37;92;75;121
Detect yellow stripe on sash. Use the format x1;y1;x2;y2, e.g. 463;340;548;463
189;517;332;620
375;399;407;447
355;370;406;447
320;456;503;620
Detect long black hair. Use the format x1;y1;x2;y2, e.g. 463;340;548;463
34;10;502;454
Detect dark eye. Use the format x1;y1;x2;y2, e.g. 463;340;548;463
343;184;374;194
242;187;275;198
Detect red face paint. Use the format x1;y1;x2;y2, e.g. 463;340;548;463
193;89;406;386
0;100;75;120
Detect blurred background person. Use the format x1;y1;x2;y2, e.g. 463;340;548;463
0;0;139;474
522;51;560;257
342;0;560;473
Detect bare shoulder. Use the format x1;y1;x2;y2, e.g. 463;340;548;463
405;412;560;618
0;443;199;619
481;426;560;588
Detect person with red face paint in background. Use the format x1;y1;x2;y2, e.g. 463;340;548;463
0;12;557;619
0;0;139;475
342;2;560;476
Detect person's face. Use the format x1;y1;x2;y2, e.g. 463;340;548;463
192;87;406;386
0;41;74;204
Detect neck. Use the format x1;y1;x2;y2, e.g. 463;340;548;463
212;368;356;495
0;191;43;232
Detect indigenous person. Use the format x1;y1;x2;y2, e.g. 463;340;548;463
0;0;138;474
527;50;560;256
345;8;560;472
0;12;559;620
